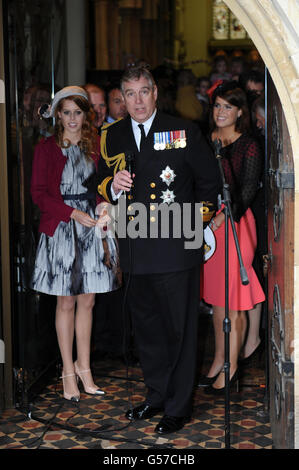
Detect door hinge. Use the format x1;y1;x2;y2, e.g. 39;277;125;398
277;171;294;189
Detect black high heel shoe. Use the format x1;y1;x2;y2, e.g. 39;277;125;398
198;370;221;387
238;339;264;367
204;369;239;395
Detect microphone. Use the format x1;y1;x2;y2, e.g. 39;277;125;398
213;138;222;159
125;151;135;196
125;151;135;176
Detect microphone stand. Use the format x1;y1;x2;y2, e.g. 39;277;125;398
213;139;249;449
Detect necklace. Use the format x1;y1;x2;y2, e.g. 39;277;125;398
214;131;241;147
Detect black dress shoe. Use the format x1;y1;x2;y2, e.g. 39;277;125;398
155;415;191;434
125;403;163;421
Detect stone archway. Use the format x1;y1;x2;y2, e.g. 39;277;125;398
224;0;299;447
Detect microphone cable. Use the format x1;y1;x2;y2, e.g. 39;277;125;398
15;400;174;449
92;150;138;432
14;363;143;447
10;152;171;449
120;151;136;418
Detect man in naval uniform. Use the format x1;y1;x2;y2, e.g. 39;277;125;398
97;65;220;434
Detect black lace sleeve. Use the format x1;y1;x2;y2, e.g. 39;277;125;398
232;138;262;222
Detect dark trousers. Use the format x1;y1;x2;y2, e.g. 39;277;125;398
126;265;200;417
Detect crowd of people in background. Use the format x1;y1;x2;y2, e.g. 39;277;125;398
114;52;263;138
22;50;265;148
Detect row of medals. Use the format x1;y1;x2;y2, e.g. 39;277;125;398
154;130;187;151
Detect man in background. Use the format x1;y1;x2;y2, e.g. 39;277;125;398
84;83;107;133
105;84;127;123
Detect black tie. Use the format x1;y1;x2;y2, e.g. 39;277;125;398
138;123;146;152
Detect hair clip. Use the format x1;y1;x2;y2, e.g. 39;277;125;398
206;79;223;102
208;80;241;103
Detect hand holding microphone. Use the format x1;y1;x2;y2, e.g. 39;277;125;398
112;151;135;195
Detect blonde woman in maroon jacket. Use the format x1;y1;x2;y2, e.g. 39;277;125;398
31;86;120;402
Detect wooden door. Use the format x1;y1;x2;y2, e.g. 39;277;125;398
4;0;65;408
267;73;294;448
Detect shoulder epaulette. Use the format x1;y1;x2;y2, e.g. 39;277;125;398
200;201;216;223
101;117;123;131
100;118;126;175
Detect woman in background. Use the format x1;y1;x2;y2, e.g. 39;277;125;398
200;81;265;393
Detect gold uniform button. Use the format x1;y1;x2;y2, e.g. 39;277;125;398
129;216;134;221
150;182;156;188
128;205;133;211
150;216;156;222
150;194;156;200
150;205;156;211
127;195;133;200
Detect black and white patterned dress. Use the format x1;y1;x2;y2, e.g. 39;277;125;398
31;145;120;296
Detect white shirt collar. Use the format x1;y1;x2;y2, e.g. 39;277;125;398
131;109;157;137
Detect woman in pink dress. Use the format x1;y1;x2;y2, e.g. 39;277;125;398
201;82;265;393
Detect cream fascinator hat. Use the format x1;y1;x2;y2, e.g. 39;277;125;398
39;86;89;118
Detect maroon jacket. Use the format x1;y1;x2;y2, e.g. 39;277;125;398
31;135;100;237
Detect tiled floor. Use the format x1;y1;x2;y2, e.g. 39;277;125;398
0;313;272;451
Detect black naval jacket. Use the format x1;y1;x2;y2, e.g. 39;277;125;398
97;111;221;275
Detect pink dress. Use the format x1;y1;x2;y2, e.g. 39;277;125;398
202;134;265;310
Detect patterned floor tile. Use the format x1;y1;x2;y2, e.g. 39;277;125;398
0;319;273;450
